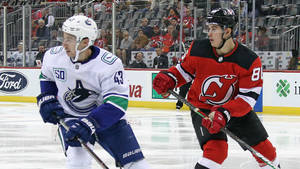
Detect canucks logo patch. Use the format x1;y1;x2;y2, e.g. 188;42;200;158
101;52;117;65
63;80;98;114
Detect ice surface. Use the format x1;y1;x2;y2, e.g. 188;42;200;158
0;102;299;169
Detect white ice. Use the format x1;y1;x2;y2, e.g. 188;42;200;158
0;102;299;169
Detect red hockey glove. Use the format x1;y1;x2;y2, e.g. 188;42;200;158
153;71;177;97
202;107;230;134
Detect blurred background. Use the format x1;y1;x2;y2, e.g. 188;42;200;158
0;0;299;70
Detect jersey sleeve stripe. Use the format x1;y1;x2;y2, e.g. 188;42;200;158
103;93;128;99
235;94;256;108
235;87;261;108
239;87;261;95
39;72;53;82
106;101;126;113
238;91;260;100
39;72;48;80
176;64;194;82
104;96;128;112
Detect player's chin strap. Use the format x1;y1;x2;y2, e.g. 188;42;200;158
73;39;90;62
216;30;232;49
167;90;280;169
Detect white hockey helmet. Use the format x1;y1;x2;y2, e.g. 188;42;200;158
62;15;98;61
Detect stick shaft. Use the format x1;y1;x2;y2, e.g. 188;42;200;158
59;120;109;169
168;90;278;169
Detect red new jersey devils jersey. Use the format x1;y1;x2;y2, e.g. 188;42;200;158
169;39;263;117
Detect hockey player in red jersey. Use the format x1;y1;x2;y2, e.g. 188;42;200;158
153;8;281;169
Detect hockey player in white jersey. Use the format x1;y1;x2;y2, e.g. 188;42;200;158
37;15;151;169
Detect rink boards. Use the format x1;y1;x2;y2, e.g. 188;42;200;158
0;68;299;115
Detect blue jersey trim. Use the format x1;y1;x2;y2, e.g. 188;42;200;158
103;93;128;99
70;46;100;64
40;81;58;95
89;103;125;131
83;46;100;64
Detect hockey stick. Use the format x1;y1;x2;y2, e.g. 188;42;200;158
59;120;110;169
168;90;279;169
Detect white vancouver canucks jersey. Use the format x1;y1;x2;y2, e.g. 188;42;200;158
40;46;128;117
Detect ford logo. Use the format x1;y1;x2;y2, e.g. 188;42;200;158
0;71;28;93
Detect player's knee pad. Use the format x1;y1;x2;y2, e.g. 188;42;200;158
251;139;278;167
66;146;93;169
202;140;228;164
123;159;151;169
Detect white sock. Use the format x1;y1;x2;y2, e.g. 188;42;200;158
66;145;93;169
197;157;221;169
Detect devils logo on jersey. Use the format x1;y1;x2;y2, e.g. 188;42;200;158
63;80;98;114
200;75;237;105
